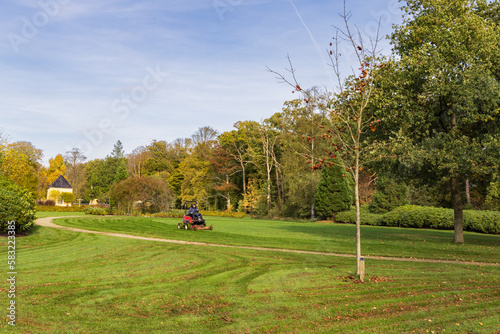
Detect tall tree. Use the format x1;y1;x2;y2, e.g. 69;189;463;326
0;141;42;196
128;146;150;177
111;140;125;159
266;97;329;220
46;154;67;184
267;6;384;280
383;0;500;243
64;148;87;199
209;144;239;211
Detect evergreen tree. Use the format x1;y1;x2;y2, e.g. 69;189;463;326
314;161;354;218
114;158;129;183
111;140;125;159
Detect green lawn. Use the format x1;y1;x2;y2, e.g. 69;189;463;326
53;215;500;263
0;213;498;333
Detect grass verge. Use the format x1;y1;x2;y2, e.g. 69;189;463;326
1;223;499;333
51;216;500;264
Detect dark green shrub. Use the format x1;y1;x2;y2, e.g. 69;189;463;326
369;177;409;214
0;176;36;233
378;205;499;234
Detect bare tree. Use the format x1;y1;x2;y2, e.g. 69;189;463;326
127;146;150;177
267;4;384;281
64;148;87;199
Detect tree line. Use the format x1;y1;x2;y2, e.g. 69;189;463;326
0;0;498;225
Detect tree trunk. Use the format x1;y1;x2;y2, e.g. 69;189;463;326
354;152;363;281
465;179;471;205
310;202;315;222
450;176;464;243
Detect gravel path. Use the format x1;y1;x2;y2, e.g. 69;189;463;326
36;217;500;267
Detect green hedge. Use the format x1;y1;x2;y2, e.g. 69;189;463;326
464;210;500;234
36;205;87;212
334;206;381;226
84;207;114;216
200;210;246;218
335;205;500;234
146;210;246;218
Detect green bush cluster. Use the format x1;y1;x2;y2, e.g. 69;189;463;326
36;205;87;212
0;176;36;233
334;205;381;226
334;205;500;235
84;207;114;216
379;205;453;229
463;210;500;234
200;210;246;218
145;211;184;218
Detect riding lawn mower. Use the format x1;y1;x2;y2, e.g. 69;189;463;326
177;201;213;231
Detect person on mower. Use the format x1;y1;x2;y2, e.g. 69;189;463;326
188;202;203;222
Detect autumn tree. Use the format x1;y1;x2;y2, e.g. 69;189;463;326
111;176;173;214
64;148;87;199
219;124;252;195
209;144;239;211
46;154;67;184
382;0;500;243
267;5;385;280
0;141;42;196
266;97;329;219
128;146;150;177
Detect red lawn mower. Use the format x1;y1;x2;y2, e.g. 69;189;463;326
178;201;213;231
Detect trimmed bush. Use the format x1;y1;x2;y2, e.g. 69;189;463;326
84;207;114;216
0;176;36;233
334;206;382;226
464;210;500;234
378;205;499;234
334;205;499;234
36;205;87;212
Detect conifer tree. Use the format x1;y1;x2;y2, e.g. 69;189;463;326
314;161;353;218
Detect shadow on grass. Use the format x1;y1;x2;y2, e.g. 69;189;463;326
276;223;500;247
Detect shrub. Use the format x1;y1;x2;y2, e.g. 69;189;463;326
369;177;409;214
0;176;36;233
111;176;173;214
36;205;87;212
334;205;382;226
378;205;499;234
61;192;74;204
84;207;114;216
464;210;500;234
36;199;56;206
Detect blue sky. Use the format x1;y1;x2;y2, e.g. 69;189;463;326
0;0;402;165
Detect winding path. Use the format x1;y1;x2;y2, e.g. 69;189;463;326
36;217;500;267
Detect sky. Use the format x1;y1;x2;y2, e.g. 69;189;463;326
0;0;403;165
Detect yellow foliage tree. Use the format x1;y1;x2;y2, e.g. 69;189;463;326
47;154;67;184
